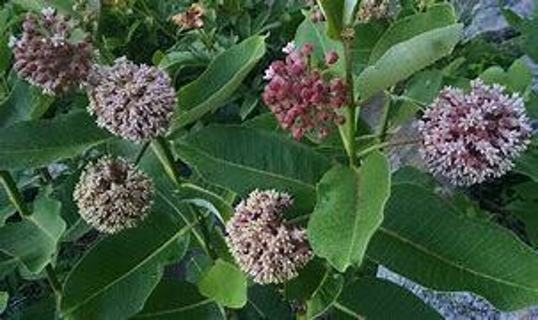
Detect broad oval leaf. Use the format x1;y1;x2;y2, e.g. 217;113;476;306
132;280;225;320
368;183;538;311
198;259;247;309
0;111;112;170
515;139;538;182
331;277;442;319
61;184;193;320
175;125;332;214
0;193;65;274
306;271;344;319
308;151;391;272
356;24;463;102
369;4;457;63
238;285;293;320
171;36;266;131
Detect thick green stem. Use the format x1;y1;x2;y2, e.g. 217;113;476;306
0;171;63;297
338;28;358;167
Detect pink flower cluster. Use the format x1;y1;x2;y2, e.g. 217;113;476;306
419;79;532;186
262;43;347;140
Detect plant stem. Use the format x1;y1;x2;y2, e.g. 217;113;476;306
0;171;63;297
339;28;358;167
151;137;218;259
151;137;183;186
45;264;63;296
356;139;421;159
0;171;30;217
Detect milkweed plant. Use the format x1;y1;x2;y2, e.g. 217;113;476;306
0;0;537;319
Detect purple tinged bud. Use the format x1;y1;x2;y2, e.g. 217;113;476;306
325;51;339;65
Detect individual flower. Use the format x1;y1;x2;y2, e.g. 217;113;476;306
225;190;313;284
171;3;205;30
87;57;177;143
10;7;93;95
357;0;390;22
262;44;347;140
73;156;154;234
418;79;532;186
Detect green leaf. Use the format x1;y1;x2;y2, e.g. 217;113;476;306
0;252;17;278
132;280;225;320
198;259;247;309
369;4;457;63
0;193;65;274
0;111;112;170
317;0;345;40
308;151;391;272
0;291;8;313
306;271;344;319
515;138;538;182
295;19;344;74
61;183;192;320
0;79;55;127
367;184;538;311
238;285;293;320
332;277;442;319
507;182;538;246
176;125;331;214
480;59;533;93
356;24;462;102
284;259;327;301
317;0;360;39
171;36;266;131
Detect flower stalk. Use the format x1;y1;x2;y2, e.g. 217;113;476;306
339;27;358;167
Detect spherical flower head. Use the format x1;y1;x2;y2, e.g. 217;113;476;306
225;190;313;284
73;156;154;234
87;57;177;143
419;79;533;186
10;7;94;95
262;44;348;140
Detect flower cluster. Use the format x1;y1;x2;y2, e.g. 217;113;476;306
87;57;177;143
419;79;532;186
225;190;313;284
10;7;93;95
74;156;154;234
262;43;347;140
357;0;390;22
171;3;205;30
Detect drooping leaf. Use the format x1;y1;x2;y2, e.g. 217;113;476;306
308;151;391;272
369;4;457;63
171;36;266;131
0;111;112;170
61;183;193;320
331;277;442;319
0;193;65;274
515;138;538;182
198;259;248;309
175;125;332;214
356;24;462;102
367;183;538;311
132;279;225;320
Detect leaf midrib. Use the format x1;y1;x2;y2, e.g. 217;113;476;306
376;226;538;293
182;144;316;191
62;195;196;315
133;299;214;318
